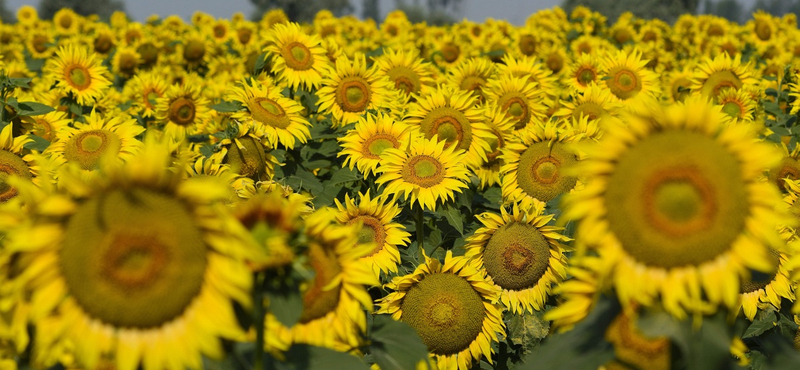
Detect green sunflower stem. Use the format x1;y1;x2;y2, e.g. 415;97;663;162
254;272;266;370
416;206;424;260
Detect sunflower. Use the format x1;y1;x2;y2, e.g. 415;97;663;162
484;74;547;131
446;57;496;102
2;135;257;370
473;104;515;189
111;46;141;78
768;143;800;193
691;53;757;101
376;251;505;370
601;49;660;102
124;72;171;118
53;8;80;35
266;208;378;352
16;5;38;25
554;83;622;125
265;22;329;90
566;53;603;93
499;121;581;209
24;110;70;143
405;85;493;168
603;309;671;370
374;48;436;99
544;257;606;332
716;88;756;123
663;67;694;103
43;45;112;106
0;123;39;203
465;202;570;314
738;247;794;321
495;54;558;98
317;54;398;128
750;11;778;48
431;34;471;68
375;135;470;211
155;84;212;142
561;97;790;319
338;112;412;178
226;78;311;149
45;110;144;179
334;191;410;278
91;24;117;55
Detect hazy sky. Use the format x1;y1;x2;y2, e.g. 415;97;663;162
6;0;560;24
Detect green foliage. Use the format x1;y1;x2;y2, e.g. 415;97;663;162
368;315;430;370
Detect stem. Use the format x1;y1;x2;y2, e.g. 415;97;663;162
416;206;424;259
254;273;266;370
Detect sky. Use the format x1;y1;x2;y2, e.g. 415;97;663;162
6;0;560;24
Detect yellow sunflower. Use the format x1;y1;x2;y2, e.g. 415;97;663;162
53;8;80;35
768;143;800;193
317;54;398;128
376;251;505;370
691;53;758;100
663;67;695;103
155;85;212;142
554;83;622;125
43;45;112;106
338;112;413;177
446;57;496;102
226;78;311;149
45;110;144;180
265;22;329;90
465;202;570;314
561;97;791;319
334;191;411;277
473;104;515;189
716;88;756;123
16;5;38;26
484;74;547;131
405;84;493;168
545;256;606;332
26;30;56;60
2;135;257;370
566;53;603;93
499;121;581;209
0;123;39;203
375;135;470;211
373;48;436;99
603;308;671;370
738;248;794;321
601;49;661;102
24;110;70;143
265;208;378;352
123;72;171;118
495;54;558;98
111;46;141;78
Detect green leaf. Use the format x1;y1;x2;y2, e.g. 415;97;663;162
744;310;777;338
23;134;50;152
16;102;55;116
328;167;362;186
437;204;463;235
7;77;31;88
286;169;324;194
369;315;430;370
481;186;502;207
271;344;371;370
264;288;304;328
210;100;243;113
771;126;791;136
507;310;550;356
254;52;269;75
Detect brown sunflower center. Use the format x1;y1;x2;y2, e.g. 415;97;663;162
137;42;159;66
64;129;122;170
348;215;386;257
772;158;800;192
459;76;487;99
483;222;551;290
282;41;314;71
183;40;206;62
33;118;55;142
94;34;114;54
419;106;473;152
248;97;291;129
605;131;748;268
441;43;460;63
573;102;605;121
168;97;196;126
362;134;399;159
606;67;642;100
118;52;138;73
387;66;421;96
518;34;537;56
32;35;48;53
335;76;371;113
486;129;505;162
402;155;445;189
400;272;485;355
0;150;32;202
299;242;342;323
60;188;207;329
722;101;743;118
755;20;772;41
516;142;578;203
499;93;531;130
144;90;162;110
546;53;564;73
66;65;92;90
577;67;597;86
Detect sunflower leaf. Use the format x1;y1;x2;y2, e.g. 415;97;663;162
437;203;464;235
271;344;371;370
329;167;362;186
210;100;243;113
369;315;429;370
16;101;55;116
744;310;777;339
23;134;50;152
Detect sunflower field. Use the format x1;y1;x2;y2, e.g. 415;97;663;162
3;2;800;370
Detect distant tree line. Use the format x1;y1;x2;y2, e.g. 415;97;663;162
702;0;800;23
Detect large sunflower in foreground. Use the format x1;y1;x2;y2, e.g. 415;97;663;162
317;54;398;128
561;97;791;319
2;136;257;370
226;78;311;149
43;45;112;106
338;112;413;178
404;85;493;168
377;251;505;370
265;22;329;90
465;202;570;314
499;121;581;209
265;208;378;352
375;135;470;211
334;191;410;278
